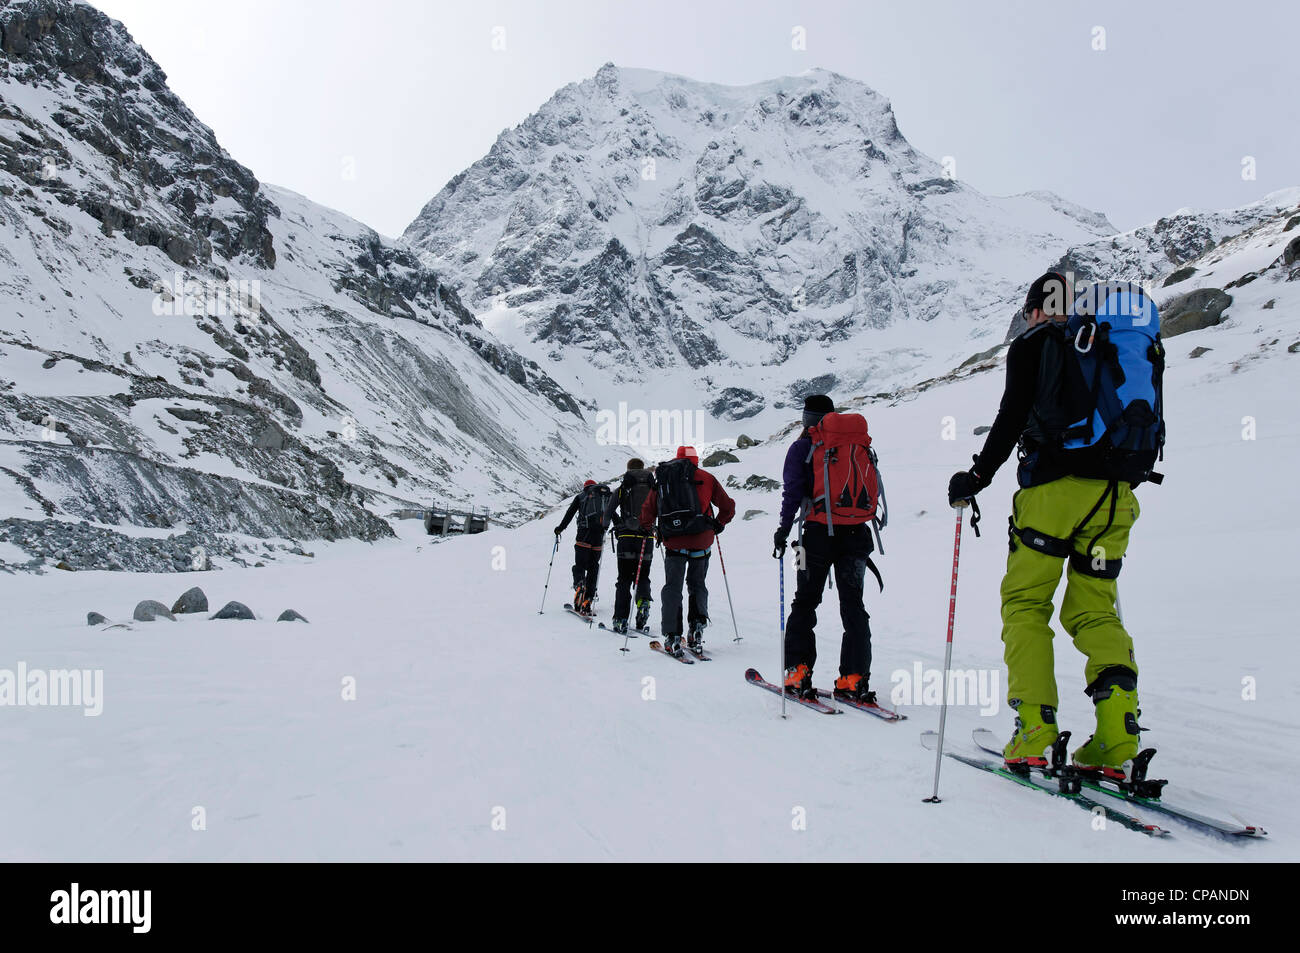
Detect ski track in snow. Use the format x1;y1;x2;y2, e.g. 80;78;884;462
2;296;1295;860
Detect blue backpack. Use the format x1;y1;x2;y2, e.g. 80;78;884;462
1062;281;1166;484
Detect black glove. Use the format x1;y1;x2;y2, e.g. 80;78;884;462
711;517;725;535
948;465;987;506
773;526;790;557
553;525;563;536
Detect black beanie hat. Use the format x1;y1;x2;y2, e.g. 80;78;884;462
626;457;645;471
802;394;834;429
1024;272;1070;317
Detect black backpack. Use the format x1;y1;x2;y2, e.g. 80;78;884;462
619;470;655;533
654;458;711;539
576;484;611;530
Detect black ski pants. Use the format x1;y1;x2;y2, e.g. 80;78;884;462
661;548;710;637
613;533;654;621
784;522;874;680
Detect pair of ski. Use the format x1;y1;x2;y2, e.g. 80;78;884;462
649;640;712;664
744;669;906;721
597;621;649;639
923;729;1266;840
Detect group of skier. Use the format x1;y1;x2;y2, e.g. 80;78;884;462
555;446;736;658
552;271;1165;777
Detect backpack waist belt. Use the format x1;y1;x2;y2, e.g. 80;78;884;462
667;548;712;558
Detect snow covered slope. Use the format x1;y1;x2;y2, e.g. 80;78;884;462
0;0;600;571
3;227;1295;860
403;63;1116;428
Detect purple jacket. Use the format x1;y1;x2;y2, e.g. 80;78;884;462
779;435;812;531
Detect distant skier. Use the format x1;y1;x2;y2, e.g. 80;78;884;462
948;271;1165;776
772;395;884;702
555;479;612;616
604;458;657;633
640;446;735;657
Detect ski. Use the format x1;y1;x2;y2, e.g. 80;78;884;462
648;640;695;664
814;688;905;721
562;603;595;625
684;644;713;661
744;669;841;714
921;732;1169;837
597;622;643;638
971;729;1266;840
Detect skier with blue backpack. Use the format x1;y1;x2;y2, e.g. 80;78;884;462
948;272;1165;778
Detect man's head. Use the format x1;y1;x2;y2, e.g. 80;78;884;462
802;394;835;431
626;457;645;471
675;446;699;466
1023;272;1072;328
583;479;596;488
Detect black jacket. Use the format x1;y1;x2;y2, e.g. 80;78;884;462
975;322;1112;488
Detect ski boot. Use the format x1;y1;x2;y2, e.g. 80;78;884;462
784;663;814;700
664;634;686;658
611;618;628;635
634;599;651;631
687;620;707;655
833;673;876;705
1072;668;1141;778
1003;702;1058;770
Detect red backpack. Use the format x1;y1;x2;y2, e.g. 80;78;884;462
805;413;881;533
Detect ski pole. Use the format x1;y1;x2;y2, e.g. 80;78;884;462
714;537;742;643
925;503;967;803
538;535;560;614
778;549;787;720
622;536;648;654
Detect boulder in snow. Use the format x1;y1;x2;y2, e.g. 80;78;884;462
211;601;255;621
171;586;209;615
133;600;175;622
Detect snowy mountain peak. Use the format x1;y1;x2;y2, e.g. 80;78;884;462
402;62;1114;419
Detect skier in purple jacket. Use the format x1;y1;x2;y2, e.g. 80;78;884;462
772;394;877;702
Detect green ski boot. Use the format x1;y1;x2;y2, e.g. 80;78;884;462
1072;669;1141;778
1003;703;1059;768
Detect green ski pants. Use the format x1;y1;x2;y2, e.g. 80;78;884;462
1000;476;1140;710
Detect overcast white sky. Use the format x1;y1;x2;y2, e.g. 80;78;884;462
91;0;1297;238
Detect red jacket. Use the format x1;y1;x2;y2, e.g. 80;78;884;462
640;468;736;551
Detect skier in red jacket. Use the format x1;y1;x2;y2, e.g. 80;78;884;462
640;446;735;657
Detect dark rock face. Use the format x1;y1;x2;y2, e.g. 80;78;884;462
790;375;839;402
727;474;780;492
1284;235;1300;267
0;0;277;269
87;611;107;625
211;601;255;621
702;449;739;467
172;586;209;615
133;599;175;622
1162;288;1233;338
710;388;764;421
277;609;308;623
1188;346;1213;359
736;434;758;449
